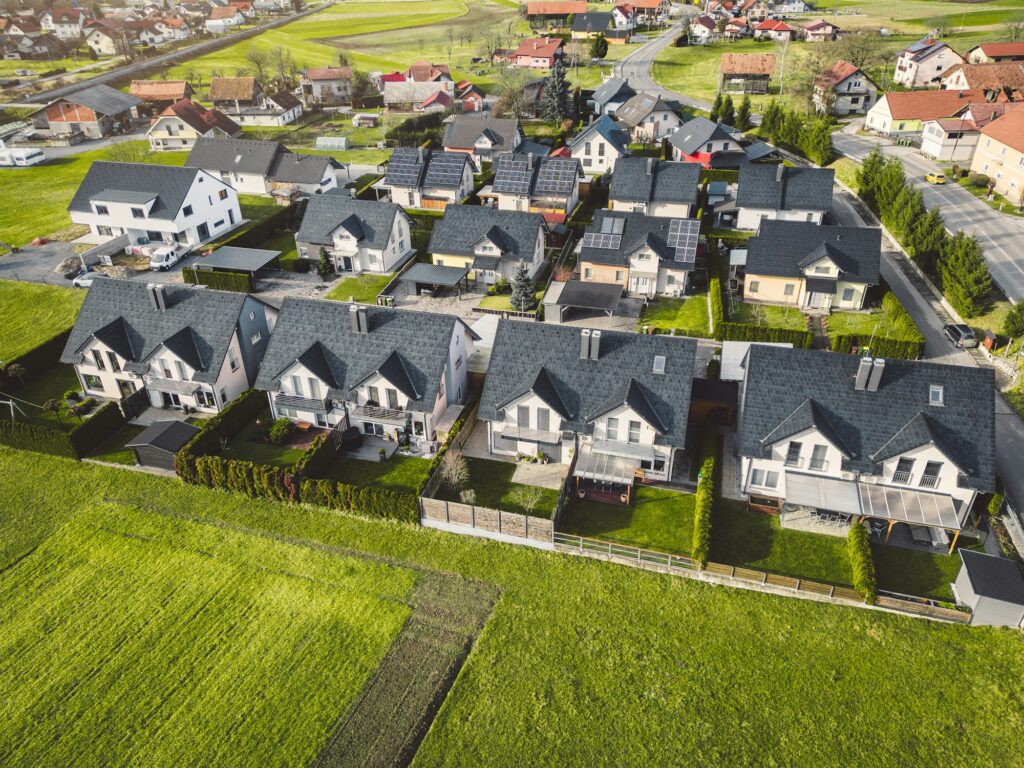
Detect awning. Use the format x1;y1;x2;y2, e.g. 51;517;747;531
574;442;640;485
495;427;562;445
859;483;962;530
275;393;329;414
146;378;200;395
785;472;861;515
591;438;655;461
805;276;837;294
472;254;501;270
399;262;470;286
554;280;623;312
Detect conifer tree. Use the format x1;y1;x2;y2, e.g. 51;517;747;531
939;231;992;318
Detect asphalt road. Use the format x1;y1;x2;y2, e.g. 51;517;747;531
833;125;1024;303
614;21;715;113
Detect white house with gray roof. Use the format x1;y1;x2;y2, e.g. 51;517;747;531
442;115;523;166
733;163;835;230
479;322;697;499
428;205;547;284
295;195;414;275
615;92;681;143
68;161;242;249
609;157;701;217
382;147;475;211
567;114;630;174
737;346;995;552
253;299;477;445
184;137;339;197
588;76;636;116
60;280;275;414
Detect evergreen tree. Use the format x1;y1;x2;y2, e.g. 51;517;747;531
589;34;608;60
940;232;993;318
735;95;752;130
800;117;834;166
720;95;735;126
776;109;802;148
316;246;334;281
1002;301;1024;338
874;158;906;219
886;185;924;242
541;61;572;123
510;261;535;312
907;207;946;275
855;147;886;208
710;93;723;123
760;100;782;138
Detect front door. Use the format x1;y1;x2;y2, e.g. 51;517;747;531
342;255;353;272
197;222;210;241
807;292;829;309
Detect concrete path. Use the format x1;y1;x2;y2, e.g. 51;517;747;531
512;460;568;490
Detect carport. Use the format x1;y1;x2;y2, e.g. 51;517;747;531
125;420;200;471
547;280;623;324
399;262;471;297
194;246;282;276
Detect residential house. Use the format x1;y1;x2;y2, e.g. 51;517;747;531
615;92;680;142
295;195;414;274
526;1;587;26
419;90;452;113
0;32;67;60
29;84;141;138
919;102;1013;162
383;80;456;110
39;7;90;40
722;18;750;40
736;345;995;553
865;88;984;138
893;37;963;88
611;4;635;29
743;221;880;310
567;114;630;173
124;19;164;46
68;161;241;248
155;17;191;40
668;115;742;166
572;12;629;42
299;66;353;106
754;19;794;41
84;21;129;56
254;298;477;442
208;76;263;112
589;76;636;116
428;205;547;284
61;280;274;414
813;60;878;116
774;0;810;14
940;61;1024;93
732;164;834;230
608;157;701;218
229;89;303;126
129;79;193;116
966;42;1024;64
631;0;671;22
478;322;697;495
6;18;41;37
720;52;776;94
690;15;717;44
969;107;1024;205
491;153;583;223
382;147;475;210
443;115;523;166
404;60;452;82
458;83;486;112
185;137;340;197
739;0;770;23
147;98;241;151
510;37;564;69
578;209;701;298
205;6;245;32
802;19;839;42
228;1;255;19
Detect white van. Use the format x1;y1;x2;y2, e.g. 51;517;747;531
149;244;188;271
0;147;46;167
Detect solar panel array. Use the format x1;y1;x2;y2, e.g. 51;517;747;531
424;151;469;188
667;218;700;263
534;158;581;195
384;147;425;187
581;232;622;250
492;155;534;195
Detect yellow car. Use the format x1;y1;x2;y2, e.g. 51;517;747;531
925;172;947;184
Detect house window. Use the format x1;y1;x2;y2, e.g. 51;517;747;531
606;417;619;441
929;384;944;407
814;265;830;274
183;205;193;217
517;405;530;428
584;141;592;155
598;143;605;157
214;220;225;228
366;385;380;405
196;390;215;407
750;468;779;489
627;420;641;444
783;283;795;297
455;356;463;369
809;444;827;471
92;349;106;371
308;378;321;399
749;280;759;293
537;408;550;432
83;374;103;391
290;375;303;397
250;331;261;345
218;189;228;200
584;267;592;279
131;207;145;219
107;352;121;373
220;388;227;404
785;441;801;466
95;204;109;215
920;461;942;488
174;360;187;380
97;226;114;237
842;287;855;302
315;413;328;427
894;457;914;484
161;359;173;378
386;388;399;410
615;270;624;281
228;347;239;371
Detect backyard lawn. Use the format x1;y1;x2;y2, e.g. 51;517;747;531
730;301;808;332
318;453;433;493
872;540;982;602
2;365;82;429
325;272;394;303
219;417;309;468
436;456;559;517
558;486;696;554
0;280;84;361
3;447;1024;765
476;290;544;312
827;307;922;340
639;294;709;336
87;423;146;466
258;231;301;271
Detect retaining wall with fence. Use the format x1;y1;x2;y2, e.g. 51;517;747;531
421;497;555;549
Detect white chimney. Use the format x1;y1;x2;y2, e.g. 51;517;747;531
589;330;602;360
154;284;167;312
867;358;885;392
349;304;360;333
356;305;369;334
854;356;872;391
775;163;784;182
580;328;592;360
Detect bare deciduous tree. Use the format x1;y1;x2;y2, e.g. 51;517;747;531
1005;21;1024;43
246;49;269;85
107;142;151;164
511;486;545;517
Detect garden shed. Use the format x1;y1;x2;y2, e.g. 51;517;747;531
125;420;200;471
954;549;1024;628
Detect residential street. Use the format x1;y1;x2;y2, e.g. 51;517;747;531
615;22;712;111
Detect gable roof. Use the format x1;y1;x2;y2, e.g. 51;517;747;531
296;195;403;250
130;79;190;101
580;209;700;267
209;6;243;19
900;37;952;62
267;89;302;111
721;52;775;76
208;76;258;101
746;221;880;284
880;88;985;120
736;164;835;212
668;115;737;154
815;60;868;88
978;107;1024;152
443;115;521;152
526;1;587;14
404;60;451;82
40;84;141;117
568;115;630;156
739;346;995;490
383;147;473;190
756;19;792;31
382;80;453;105
184;137;335;183
942;61;1024;90
428;205;545;261
760;397;854;457
60;279;248;384
692;15;716;30
572;12;614;32
492;153;583;196
804;19;836;31
479;321;697;448
253;298;468;410
512;37;563;59
68;162;206;218
615;92;675;127
609;157;700;205
157;98;239;136
971;42;1024;59
591;76;636;108
303;66;353;81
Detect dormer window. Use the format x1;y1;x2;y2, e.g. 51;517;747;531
929;384;944;407
814;265;830;274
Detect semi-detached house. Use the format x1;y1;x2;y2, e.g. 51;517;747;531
428;205;547;284
382;147;476;211
184;137;340;197
295;195;414;275
731;164;835;230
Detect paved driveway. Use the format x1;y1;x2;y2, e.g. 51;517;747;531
0;242;79;285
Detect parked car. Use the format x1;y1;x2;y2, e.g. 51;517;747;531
149;245;185;271
943;323;978;348
925;172;946;185
72;270;107;288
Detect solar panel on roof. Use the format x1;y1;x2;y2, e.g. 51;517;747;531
581;232;622;250
667;218;700;263
384;147;425;187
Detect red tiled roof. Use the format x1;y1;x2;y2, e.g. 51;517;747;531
160;98;240;136
130;79;191;100
804;19;834;31
962;101;1017;127
405;60;451;82
379;72;405;83
815;60;862;87
975;42;1024;58
209;7;242;20
721;52;776;76
942;62;1024;90
979;106;1024;152
931;117;978;131
512;37;563;58
304;66;353;81
526;1;587;15
756;19;792;32
421;90;452;107
882;88;985;120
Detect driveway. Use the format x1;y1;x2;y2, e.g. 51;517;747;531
0;242;79;285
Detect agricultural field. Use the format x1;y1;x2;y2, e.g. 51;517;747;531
3;446;1024;765
0;280;84;360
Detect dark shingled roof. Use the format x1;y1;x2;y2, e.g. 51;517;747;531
579;210;699;267
589;378;668;434
443;115;521;153
60;279;250;385
479;321;698;447
959;550;1024;605
736;163;835;212
383;147;474;190
253;298;473;412
615;92;676;128
746;221;881;285
428;205;544;263
568;114;630;157
125;420;200;453
492;153;583;196
296;196;404;250
571;12;614;32
737;345;996;491
185;137;337;184
590;76;636;110
668;116;737;155
67;162;206;219
609;157;700;205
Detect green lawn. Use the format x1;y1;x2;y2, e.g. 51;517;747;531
325;272;394;303
87;423;146;466
2;364;82;429
711;500;854;587
0;280;84;361
730;301;808;332
0;501;412;767
558;486;696;554
219;417;308;468
828;157;861;193
258;231;301;270
3;447;1024;764
318;453;433;493
949;174;1024;218
476;290;544;312
872;541;982;602
1005;385;1024;422
639;294;710;336
827;308;919;339
437;456;559;518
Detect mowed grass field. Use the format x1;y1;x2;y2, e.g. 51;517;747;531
3;446;1024;766
0;501;415;767
0;280;84;360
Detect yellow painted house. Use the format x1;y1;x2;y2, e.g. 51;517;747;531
428;205;547;285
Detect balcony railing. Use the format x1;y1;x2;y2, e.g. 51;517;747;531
351;404;407;423
919;474;939;489
893;470;912;484
275;393;331;414
784;456;803;468
808;458;829;472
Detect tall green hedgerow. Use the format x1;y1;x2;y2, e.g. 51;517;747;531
848;523;877;604
692;455;715;569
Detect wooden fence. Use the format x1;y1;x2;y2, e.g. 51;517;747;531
421;497;554;546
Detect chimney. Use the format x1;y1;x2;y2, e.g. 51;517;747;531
580;328;592;360
867;357;885;392
775;163;784;182
417;146;425;162
154;284;167;311
356;305;369;334
646;157;653;176
589;330;601;360
854;356;873;391
349;304;360;333
147;282;159;311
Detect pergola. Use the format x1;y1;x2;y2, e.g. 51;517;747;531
549;279;623;324
573;442;641;504
858;482;964;554
399;262;471;296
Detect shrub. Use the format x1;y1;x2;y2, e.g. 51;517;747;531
267;418;295;445
848;523;877;604
967;173;990;189
706;358;721;380
709;275;724;340
70;397;97;416
0;418;75;457
692;456;714;569
721;323;813;348
64;389;80;403
298;478;419;523
293;432;335;476
988;493;1004;519
1001;302;1024;338
182;267;253;293
291;258;311;274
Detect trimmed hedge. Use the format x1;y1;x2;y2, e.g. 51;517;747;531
988;493;1004;519
721;322;813;348
700;169;739;183
0;329;71;389
829;293;925;360
193;454;299;502
182;267;253;293
0;400;124;459
293;431;335;477
69;401;125;457
709;275;724;340
692;455;714;569
848;522;877;604
175;388;266;482
299;478;419;523
205;201;307;253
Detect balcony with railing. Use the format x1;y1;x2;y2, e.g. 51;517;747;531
275;393;331;414
808;458;829;472
784;456;803;469
919;474;940;489
351;403;408;423
893;470;912;485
